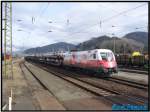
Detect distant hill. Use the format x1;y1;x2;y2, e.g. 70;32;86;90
76;36;111;50
123;31;148;52
24;42;76;54
76;32;148;53
24;32;148;54
123;31;148;45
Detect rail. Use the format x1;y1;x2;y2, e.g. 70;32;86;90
27;61;147;105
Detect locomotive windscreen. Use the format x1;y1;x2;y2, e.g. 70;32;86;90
100;52;114;61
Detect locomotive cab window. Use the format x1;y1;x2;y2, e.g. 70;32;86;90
100;52;113;61
93;54;96;59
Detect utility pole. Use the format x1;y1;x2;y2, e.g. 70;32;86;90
67;19;69;26
112;33;115;54
123;44;125;54
113;37;115;54
3;2;13;79
67;46;70;52
100;20;102;28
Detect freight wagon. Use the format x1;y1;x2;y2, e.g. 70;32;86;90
115;54;149;69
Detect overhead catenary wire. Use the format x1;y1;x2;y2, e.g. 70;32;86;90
51;24;147;41
35;3;50;22
102;3;147;22
65;3;147;36
20;3;147;37
28;4;50;30
18;3;50;52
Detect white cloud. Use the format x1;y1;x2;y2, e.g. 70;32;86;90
5;2;147;51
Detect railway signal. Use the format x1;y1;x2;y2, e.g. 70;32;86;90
111;33;116;54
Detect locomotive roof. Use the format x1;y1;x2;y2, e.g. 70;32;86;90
93;49;112;52
71;49;113;53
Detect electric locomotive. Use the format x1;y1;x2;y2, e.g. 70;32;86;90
62;49;118;75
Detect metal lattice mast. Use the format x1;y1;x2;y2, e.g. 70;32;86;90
3;2;13;79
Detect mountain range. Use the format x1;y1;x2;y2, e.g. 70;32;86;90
24;31;148;54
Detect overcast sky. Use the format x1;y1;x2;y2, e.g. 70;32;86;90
2;2;148;51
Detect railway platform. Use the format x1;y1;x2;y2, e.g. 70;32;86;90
2;59;36;110
2;59;65;110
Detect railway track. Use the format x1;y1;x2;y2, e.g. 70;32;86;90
41;64;147;102
30;61;148;92
118;65;148;71
43;61;148;90
48;64;148;90
52;63;147;88
51;70;147;104
20;63;48;90
72;68;148;90
108;77;148;90
118;68;148;75
19;62;67;110
71;68;148;90
27;61;148;106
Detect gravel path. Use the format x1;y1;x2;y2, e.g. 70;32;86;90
2;59;36;110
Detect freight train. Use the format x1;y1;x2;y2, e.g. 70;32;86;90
115;54;149;69
25;49;118;76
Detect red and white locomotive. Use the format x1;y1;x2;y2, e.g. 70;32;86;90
25;49;118;76
62;49;118;75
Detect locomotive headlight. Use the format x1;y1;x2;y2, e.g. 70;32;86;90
109;63;112;68
108;57;111;62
